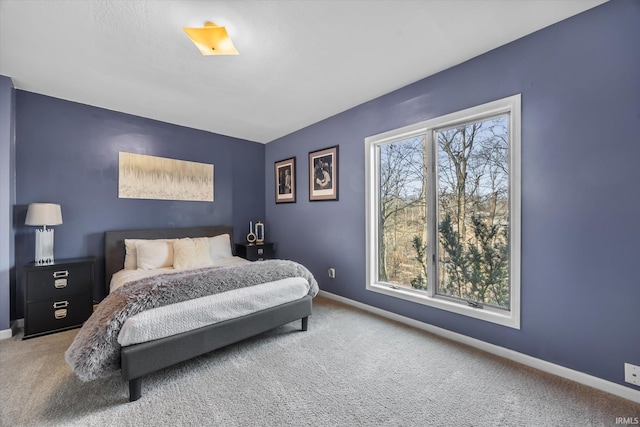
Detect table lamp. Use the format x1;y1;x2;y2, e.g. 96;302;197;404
25;203;63;265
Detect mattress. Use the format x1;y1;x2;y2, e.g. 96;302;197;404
112;260;310;346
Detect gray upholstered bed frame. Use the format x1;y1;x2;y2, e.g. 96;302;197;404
104;226;312;402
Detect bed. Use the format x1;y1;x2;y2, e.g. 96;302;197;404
65;225;316;402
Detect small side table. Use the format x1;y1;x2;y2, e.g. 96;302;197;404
235;243;275;261
23;257;95;339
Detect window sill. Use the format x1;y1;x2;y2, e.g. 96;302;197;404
367;282;520;329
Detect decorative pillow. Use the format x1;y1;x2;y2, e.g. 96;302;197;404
173;237;214;270
208;234;233;260
124;239;139;270
135;240;174;270
124;238;173;270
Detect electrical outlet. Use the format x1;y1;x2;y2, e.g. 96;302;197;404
625;363;640;386
328;268;336;279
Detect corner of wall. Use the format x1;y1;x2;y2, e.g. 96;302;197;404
0;75;16;331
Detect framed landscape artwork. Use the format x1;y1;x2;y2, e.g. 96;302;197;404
274;157;296;204
309;145;338;201
118;152;214;202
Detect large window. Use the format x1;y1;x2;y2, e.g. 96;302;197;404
365;95;521;328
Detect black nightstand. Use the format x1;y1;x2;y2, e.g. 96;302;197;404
23;257;95;339
235;243;275;261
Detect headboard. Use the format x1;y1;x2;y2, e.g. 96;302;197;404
104;225;234;295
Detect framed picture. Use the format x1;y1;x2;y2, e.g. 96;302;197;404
274;157;296;203
119;152;213;202
309;145;338;201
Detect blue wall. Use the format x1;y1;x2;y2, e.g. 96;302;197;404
265;0;640;390
14;92;266;314
0;76;16;331
4;0;638;392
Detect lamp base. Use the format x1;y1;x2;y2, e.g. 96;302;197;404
35;228;55;265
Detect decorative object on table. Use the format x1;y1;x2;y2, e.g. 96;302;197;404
255;221;265;243
25;203;63;265
309;145;339;201
274;157;296;204
246;221;257;244
118;152;214;202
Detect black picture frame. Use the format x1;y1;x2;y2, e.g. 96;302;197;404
274;157;296;204
309;145;338;201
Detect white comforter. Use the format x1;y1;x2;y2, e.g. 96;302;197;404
111;258;310;346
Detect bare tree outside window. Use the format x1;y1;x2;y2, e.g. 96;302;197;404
376;116;510;309
377;136;427;288
436;116;510;309
375;117;510;309
368;95;520;327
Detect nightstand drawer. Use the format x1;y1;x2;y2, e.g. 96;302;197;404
236;243;274;261
26;264;92;301
25;294;93;337
251;245;273;259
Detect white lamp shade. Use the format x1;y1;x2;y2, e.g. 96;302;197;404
25;203;63;226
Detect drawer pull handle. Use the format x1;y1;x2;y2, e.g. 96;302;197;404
54;278;67;289
53;300;69;309
54;309;67;319
53;270;69;278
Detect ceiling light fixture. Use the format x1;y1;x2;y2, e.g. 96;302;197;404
183;21;239;55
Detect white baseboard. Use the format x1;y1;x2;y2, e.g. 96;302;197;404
0;327;11;340
318;290;640;404
0;318;23;340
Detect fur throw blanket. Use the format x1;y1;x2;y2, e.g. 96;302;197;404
65;260;318;381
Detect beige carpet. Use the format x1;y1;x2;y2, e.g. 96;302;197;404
0;296;638;426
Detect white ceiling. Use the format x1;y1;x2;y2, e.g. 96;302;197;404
0;0;606;143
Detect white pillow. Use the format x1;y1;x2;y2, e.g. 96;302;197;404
208;234;233;260
124;238;173;270
135;240;174;270
173;237;214;270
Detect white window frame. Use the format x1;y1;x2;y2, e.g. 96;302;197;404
365;94;521;329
